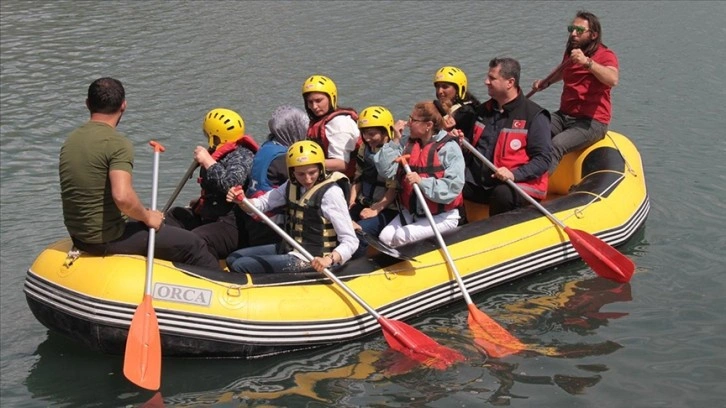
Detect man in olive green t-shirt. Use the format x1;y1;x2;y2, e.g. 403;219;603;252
60;121;134;244
58;77;220;269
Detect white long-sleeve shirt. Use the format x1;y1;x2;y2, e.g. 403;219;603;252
248;179;359;264
325;115;360;163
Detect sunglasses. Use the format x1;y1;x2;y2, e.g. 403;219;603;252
408;115;428;123
567;25;589;35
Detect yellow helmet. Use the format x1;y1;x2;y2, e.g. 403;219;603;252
301;75;338;110
203;108;245;148
433;66;468;100
357;105;395;139
286;140;326;172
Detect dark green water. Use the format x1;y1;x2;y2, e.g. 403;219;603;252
2;1;725;406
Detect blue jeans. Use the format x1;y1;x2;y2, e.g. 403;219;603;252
549;111;608;174
350;204;398;258
225;244;310;274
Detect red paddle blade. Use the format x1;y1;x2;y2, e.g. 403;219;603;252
123;295;162;391
565;227;634;283
467;305;526;358
378;318;465;370
139;392;165;408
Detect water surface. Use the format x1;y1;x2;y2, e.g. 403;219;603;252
2;1;725;407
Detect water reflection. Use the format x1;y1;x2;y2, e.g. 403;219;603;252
24;333;155;407
503;275;632;334
24;272;634;406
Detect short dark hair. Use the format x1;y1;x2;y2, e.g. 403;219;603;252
489;57;520;88
87;77;125;114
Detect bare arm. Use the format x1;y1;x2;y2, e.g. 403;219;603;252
586;59;618;87
349;181;361;208
109;169;162;229
325;158;347;172
532;67;564;90
571;49;619;87
370;187;397;213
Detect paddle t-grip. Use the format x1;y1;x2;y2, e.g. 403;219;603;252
149;140;166;153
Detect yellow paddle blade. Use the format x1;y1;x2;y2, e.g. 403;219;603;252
123;295;161;391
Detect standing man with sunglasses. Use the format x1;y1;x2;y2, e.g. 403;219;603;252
532;10;619;174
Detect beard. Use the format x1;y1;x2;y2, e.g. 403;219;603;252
566;35;596;56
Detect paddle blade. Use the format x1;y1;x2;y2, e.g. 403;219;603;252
565;227;634;283
378;318;465;370
357;230;417;262
123;295;161;391
139;392;165;408
467;304;526;358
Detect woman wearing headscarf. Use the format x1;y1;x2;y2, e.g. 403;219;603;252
237;105;310;248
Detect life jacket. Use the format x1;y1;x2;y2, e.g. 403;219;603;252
470;98;549;200
353;142;388;207
245;140;287;223
399;135;464;216
307;109;362;179
279;172;351;257
246;140;287;197
193;136;259;220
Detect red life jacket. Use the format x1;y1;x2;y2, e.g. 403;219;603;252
193;136;260;217
471;111;548;200
307;109;361;179
399;135;464;216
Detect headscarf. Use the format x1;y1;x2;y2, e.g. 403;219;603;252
267;105;309;147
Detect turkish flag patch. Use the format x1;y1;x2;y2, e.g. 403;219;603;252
512;120;526;129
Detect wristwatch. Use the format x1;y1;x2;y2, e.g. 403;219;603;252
585;58;594;69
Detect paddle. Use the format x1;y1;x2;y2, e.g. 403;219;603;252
236;194;464;369
459;140;634;283
526;60;568;99
356;229;417;262
123;141;164;390
162;159;199;213
395;155;526;358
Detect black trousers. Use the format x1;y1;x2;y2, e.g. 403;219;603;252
165;206;281;260
72;221;221;270
463;182;533;216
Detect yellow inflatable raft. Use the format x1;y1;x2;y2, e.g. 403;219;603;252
24;131;649;358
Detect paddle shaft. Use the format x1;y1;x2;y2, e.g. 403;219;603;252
399;162;474;306
145;143;163;294
525;60;568;99
240;198;384;320
460;140;568;230
123;141;165;391
162;160;199;213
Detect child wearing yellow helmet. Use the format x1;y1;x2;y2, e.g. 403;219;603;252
164;107;259;260
225;140;359;274
433;66;481;133
301;75;362;180
350;106;403;257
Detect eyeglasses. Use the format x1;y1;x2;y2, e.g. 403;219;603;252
567;25;589;35
408;115;428;123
